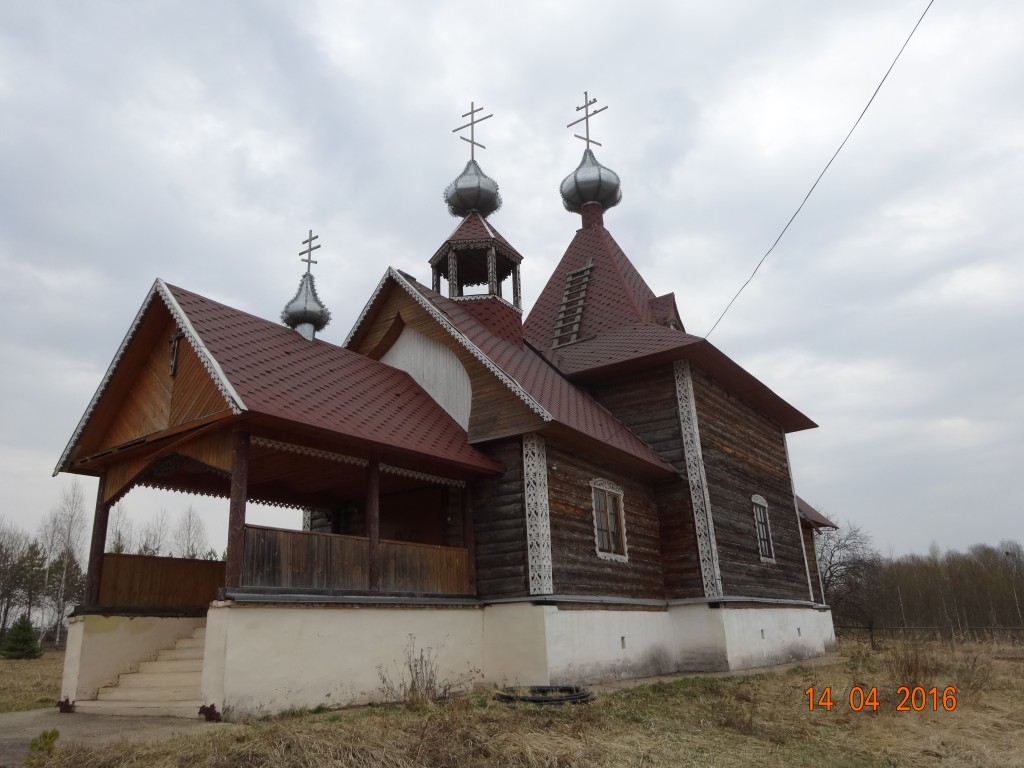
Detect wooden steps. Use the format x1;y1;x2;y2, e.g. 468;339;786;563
75;626;206;718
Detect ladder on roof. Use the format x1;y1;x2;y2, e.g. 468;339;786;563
552;265;592;347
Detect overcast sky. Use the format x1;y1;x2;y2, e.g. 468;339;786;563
1;1;1020;559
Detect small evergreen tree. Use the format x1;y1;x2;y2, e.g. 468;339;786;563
0;613;42;659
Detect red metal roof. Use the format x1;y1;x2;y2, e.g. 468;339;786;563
165;283;503;475
796;495;838;529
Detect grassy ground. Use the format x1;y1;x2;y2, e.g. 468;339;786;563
0;650;63;713
8;640;1024;767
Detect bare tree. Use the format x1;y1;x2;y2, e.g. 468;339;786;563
39;481;88;644
137;509;170;556
106;503;134;554
171;506;208;560
0;518;30;637
815;518;882;625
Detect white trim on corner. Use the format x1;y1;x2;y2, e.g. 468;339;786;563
673;360;723;597
590;478;628;563
523;433;554;595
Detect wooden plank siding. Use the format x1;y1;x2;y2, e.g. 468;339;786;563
97;314;230;453
690;368;811;601
545;443;665;599
98;553;224;611
471;438;528;599
584;364;704;599
347;287;545;442
242;525;471;595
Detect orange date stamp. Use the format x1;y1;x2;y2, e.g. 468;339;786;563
805;686;958;712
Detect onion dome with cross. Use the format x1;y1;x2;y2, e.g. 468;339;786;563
560;92;622;214
444;102;502;218
282;230;332;340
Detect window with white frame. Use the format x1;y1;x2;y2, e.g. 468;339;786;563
591;479;628;562
751;494;775;563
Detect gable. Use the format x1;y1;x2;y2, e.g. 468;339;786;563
349;279;546;441
380;325;472;430
72;297;233;465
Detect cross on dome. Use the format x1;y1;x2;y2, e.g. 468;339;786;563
452;101;494;161
567;91;608;149
300;229;321;273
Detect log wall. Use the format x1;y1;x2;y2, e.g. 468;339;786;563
471;438;528;599
691;368;811;601
585;364;704;598
803;521;824;603
546;443;665;599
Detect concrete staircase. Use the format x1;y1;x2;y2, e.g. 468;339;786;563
75;626;206;718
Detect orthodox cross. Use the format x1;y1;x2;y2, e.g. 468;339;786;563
300;229;321;273
567;91;608;148
168;329;185;377
452;101;493;161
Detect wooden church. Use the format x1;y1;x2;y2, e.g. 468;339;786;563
57;98;836;719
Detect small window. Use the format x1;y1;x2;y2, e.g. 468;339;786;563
752;494;775;563
591;479;628;562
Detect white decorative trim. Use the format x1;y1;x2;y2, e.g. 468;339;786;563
590;478;628;563
344;269;549;420
252;437;465;488
380;464;465;488
251;437;368;467
155;280;245;414
54;278;246;476
451;293;522;313
393;270;550;418
302;509;312;531
785;440;817;601
522;433;553;595
751;494;776;564
674;360;723;597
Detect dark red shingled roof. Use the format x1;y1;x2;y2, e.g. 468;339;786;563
165;283;503;475
521;215;816;433
430;212;523;266
796;495;838;529
523;221;657;347
348;269;675;476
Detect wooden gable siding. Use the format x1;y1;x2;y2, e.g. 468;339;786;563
802;521;824;603
546;443;665;599
585;364;704;598
690;368;810;601
94;313;230;455
349;287;544;442
471;438;528;599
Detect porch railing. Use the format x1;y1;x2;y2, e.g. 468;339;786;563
242;525;472;595
98;553;225;611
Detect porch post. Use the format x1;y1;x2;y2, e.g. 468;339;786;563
85;476;110;606
225;429;250;588
462;486;476;592
366;459;381;591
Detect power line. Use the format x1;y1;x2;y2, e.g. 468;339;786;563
705;0;936;338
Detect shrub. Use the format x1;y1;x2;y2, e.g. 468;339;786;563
0;614;42;660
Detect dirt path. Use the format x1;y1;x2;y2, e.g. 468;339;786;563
0;708;235;767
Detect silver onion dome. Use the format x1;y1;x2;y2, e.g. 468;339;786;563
445;159;502;218
281;272;331;340
559;148;622;213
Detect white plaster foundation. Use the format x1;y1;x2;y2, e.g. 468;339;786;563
61;614;205;702
63;602;835;719
200;601;834;718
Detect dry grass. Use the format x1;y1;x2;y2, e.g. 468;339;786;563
22;641;1024;767
0;649;63;713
